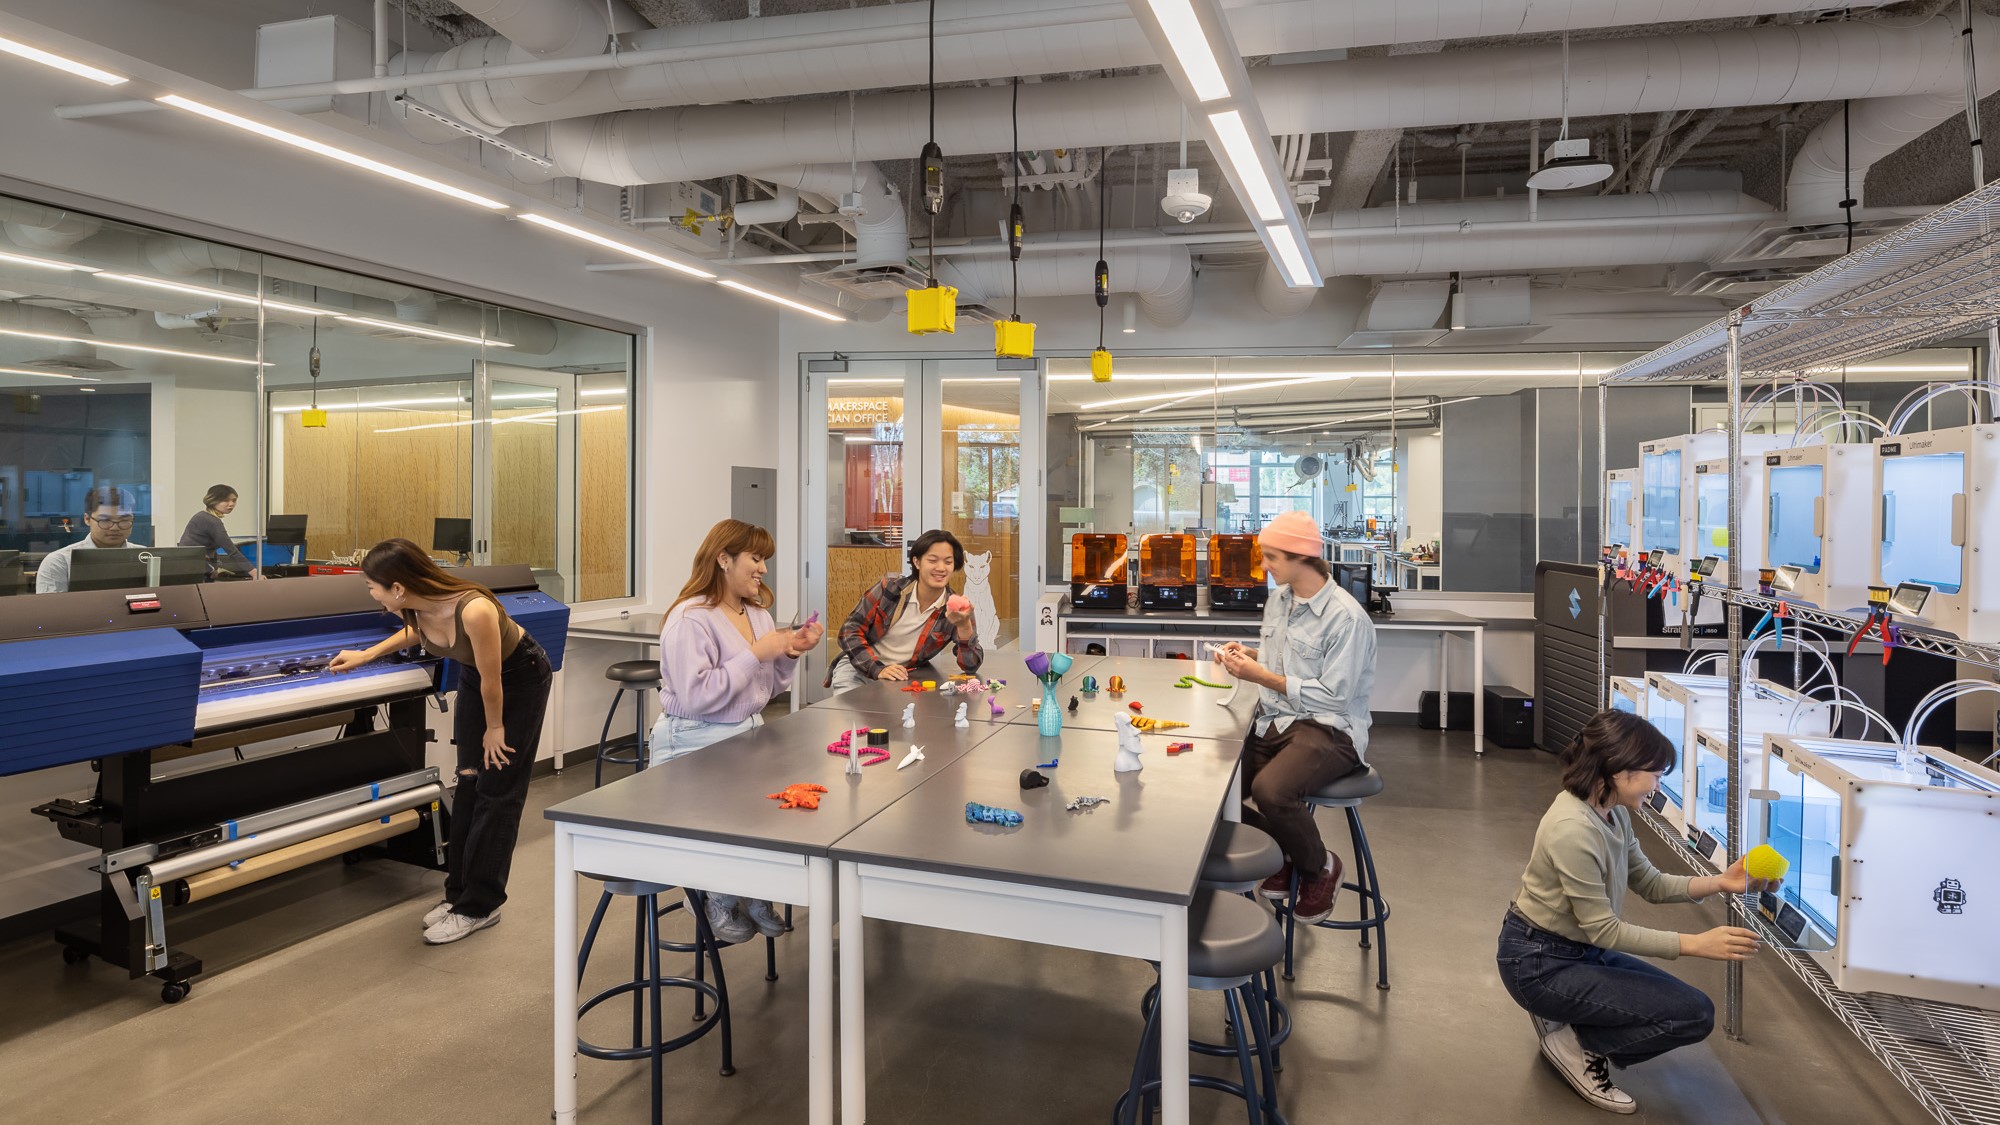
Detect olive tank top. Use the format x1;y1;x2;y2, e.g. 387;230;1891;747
409;590;523;666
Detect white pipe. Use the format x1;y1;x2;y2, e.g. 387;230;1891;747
1789;87;2000;219
732;186;799;228
528;16;1988;186
938;247;1196;328
747;165;904;266
0;199;101;251
372;0;389;80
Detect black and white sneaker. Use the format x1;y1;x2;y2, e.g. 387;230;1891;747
1528;1012;1562;1041
1539;1025;1637;1114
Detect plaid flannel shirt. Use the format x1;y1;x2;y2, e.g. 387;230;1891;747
827;572;984;686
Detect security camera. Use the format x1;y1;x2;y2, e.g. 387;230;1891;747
1161;168;1210;224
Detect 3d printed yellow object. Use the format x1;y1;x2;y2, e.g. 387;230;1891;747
1129;716;1189;733
1744;844;1789;882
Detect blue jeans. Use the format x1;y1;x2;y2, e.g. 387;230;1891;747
1494;909;1714;1067
648;713;759;767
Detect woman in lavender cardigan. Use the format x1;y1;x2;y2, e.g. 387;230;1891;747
648;518;823;942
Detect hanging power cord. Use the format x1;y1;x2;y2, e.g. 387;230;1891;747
1010;76;1024;324
919;0;944;283
1841;98;1856;254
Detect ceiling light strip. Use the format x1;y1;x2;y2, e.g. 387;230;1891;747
0;250;100;274
517;213;717;280
0;327;268;367
0;364;99;382
1207;110;1284;223
156;95;507;211
717;280;849;323
1143;0;1229;102
335;315;515;347
0;34;125;85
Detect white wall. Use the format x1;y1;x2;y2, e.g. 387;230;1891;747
1405;431;1443;546
0;8;782;922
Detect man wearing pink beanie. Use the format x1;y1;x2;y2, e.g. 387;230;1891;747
1217;509;1377;923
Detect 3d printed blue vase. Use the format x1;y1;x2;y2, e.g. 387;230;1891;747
1025;651;1074;736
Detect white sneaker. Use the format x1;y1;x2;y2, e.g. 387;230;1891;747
1528;1012;1562;1040
743;899;788;939
422;901;452;929
423;910;500;945
701;894;753;944
1540;1025;1637;1114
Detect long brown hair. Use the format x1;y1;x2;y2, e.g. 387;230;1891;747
362;538;496;618
671;519;776;614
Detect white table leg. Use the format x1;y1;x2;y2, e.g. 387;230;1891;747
1437;629;1450;717
838;861;865;1125
553;825;579;1125
1158;905;1190;1125
1472;627;1485;754
809;857;835;1125
1224;761;1242;823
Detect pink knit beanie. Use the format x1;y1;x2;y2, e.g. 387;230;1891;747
1257;511;1323;560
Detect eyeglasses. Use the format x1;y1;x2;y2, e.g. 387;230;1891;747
87;515;136;529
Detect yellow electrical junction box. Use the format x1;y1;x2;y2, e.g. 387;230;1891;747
1090;347;1113;382
994;319;1036;358
907;284;958;335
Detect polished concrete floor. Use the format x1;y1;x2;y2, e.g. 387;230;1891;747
0;727;1927;1124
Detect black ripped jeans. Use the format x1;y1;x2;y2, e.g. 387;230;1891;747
444;635;552;919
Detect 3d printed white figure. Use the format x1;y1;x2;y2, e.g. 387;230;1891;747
953;702;969;728
1113;712;1145;773
897;744;926;771
901;702;916;729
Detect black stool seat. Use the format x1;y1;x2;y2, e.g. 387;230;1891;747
1313;764;1383;803
1189;890;1284;980
606;660;662;684
1202;822;1283;886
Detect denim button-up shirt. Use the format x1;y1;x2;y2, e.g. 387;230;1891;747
1253;578;1377;759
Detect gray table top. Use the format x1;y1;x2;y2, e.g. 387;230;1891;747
819;651;1101;723
568;613;665;640
1020;658;1250;740
543;705;1002;854
828;723;1247;905
1061;605;1483;628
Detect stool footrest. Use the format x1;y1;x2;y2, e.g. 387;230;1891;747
577;976;725;1060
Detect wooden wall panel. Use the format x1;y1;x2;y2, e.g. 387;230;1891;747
492;411;556;570
578;406;628;601
824;545;900;661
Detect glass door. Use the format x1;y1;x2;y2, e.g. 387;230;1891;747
799;358;1043;700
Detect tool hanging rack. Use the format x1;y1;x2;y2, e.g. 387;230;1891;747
1596;176;2000;1125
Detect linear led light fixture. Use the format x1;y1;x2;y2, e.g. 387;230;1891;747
1142;0;1229;102
516;213;717;280
1051;367;1617;381
336;315;515;347
717;279;849;323
393;94;553;168
0;250;100;274
0;34;126;85
0;364;99;382
1208;110;1283;223
373;404;620;434
156;95;507;211
98;272;338;318
1079;374;1350;411
0;327;267;367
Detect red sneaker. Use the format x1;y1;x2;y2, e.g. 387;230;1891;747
1292;854;1345;924
1259;862;1294;900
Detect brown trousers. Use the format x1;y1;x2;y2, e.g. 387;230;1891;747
1239;718;1364;874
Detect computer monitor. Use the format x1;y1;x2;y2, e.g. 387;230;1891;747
66;546;212;592
264;514;308;546
1331;561;1372;610
433;517;473;560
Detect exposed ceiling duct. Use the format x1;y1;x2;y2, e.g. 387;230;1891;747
383;0;1823;133
521;16;1990;188
1788;81;2000;220
937;246;1197;329
0;199;101;252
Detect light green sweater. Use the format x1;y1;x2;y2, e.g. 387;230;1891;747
1513;791;1697;960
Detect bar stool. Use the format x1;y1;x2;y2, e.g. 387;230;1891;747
1201;822;1291;1073
576;879;735;1125
593;660;661;787
1113;890;1288;1125
1275;765;1391;990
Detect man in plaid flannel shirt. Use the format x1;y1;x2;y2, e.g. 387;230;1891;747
825;529;983;689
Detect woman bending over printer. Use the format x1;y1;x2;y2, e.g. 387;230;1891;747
329;539;553;946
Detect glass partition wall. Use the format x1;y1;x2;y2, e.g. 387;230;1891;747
0;187;635;601
1046;349;1979;594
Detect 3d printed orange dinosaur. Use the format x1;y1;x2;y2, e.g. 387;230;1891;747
1130;716;1189;733
767;783;830;810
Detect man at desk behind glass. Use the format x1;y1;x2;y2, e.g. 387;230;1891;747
35;485;147;594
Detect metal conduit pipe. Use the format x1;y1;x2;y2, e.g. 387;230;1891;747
528;16;1989;187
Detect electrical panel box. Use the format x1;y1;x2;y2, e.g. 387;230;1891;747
1762;734;2000;1010
1763;442;1877;614
1641;672;1827;837
1603;468;1636;553
1872;424;1999;642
